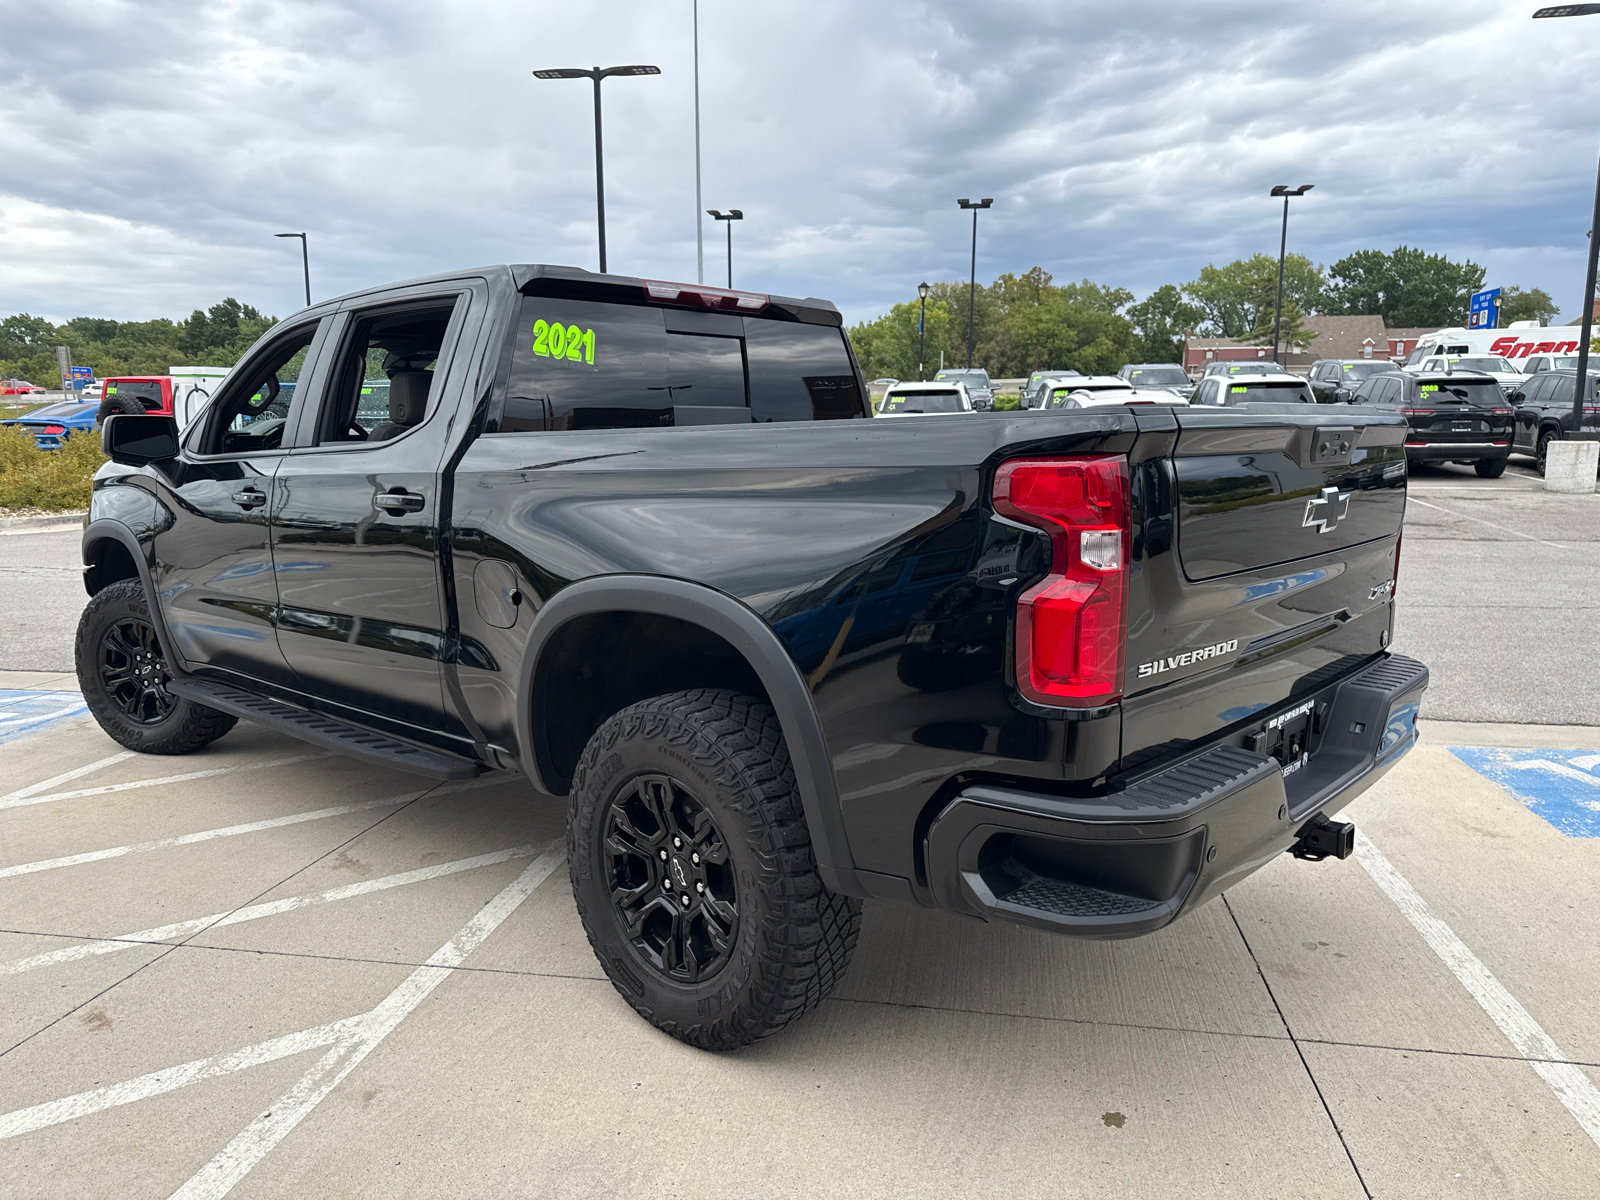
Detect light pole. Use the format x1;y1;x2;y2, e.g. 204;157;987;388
693;0;703;284
1269;184;1313;363
707;209;743;287
917;281;931;380
1535;5;1600;435
533;64;661;274
274;232;310;307
957;198;992;369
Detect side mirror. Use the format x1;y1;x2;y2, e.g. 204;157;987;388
102;414;179;466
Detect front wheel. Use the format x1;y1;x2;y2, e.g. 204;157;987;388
1537;430;1559;476
1474;457;1508;479
75;579;238;754
567;689;862;1050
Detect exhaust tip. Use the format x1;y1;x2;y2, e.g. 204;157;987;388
1291;813;1355;862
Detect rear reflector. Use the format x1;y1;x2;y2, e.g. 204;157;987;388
992;456;1129;708
642;280;768;312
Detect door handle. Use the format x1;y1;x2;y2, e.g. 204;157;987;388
375;488;426;515
231;488;267;510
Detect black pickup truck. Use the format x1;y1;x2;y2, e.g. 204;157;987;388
77;264;1427;1050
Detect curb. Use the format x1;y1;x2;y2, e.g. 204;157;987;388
0;511;86;531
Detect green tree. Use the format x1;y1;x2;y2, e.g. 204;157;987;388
66;317;119;343
1126;285;1202;363
1324;246;1485;327
0;314;57;360
1182;254;1326;338
1497;286;1559;327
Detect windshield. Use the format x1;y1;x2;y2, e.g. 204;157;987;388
1126;367;1188;387
879;390;965;414
1226;361;1288;375
1220;381;1313;404
1340;362;1388;379
1447;357;1518;374
1415;381;1503;406
935;370;989;388
1547;356;1579;370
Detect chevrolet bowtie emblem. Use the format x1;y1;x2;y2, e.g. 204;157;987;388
1303;486;1351;534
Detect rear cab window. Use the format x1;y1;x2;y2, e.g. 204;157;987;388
490;283;865;433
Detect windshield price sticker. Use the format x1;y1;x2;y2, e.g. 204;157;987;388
1420;384;1439;393
532;318;596;365
1230;385;1247;393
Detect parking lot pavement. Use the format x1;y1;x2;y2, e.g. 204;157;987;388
1;702;1598;1199
0;526;86;674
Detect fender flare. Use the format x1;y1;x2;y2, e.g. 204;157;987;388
81;517;191;676
516;575;863;896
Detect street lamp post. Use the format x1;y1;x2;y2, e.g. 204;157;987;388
533;64;661;274
1268;184;1313;363
1535;5;1600;435
957;198;993;370
274;232;310;307
917;281;931;380
707;209;743;287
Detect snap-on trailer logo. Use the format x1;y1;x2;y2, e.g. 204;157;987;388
1489;337;1580;359
1137;639;1239;679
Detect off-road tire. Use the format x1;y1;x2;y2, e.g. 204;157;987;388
96;395;144;423
75;579;237;754
1474;457;1508;479
567;688;862;1050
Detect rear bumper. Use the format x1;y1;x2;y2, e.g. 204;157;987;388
923;653;1428;939
1404;440;1509;462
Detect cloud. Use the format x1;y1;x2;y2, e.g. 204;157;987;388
1;0;1598;325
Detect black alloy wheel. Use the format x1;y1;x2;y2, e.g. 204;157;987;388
99;615;176;724
604;773;738;983
1537;429;1559;477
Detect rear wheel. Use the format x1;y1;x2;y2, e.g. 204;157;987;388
75;579;237;754
1474;457;1507;479
567;688;862;1050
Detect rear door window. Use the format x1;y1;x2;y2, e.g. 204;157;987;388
744;319;864;422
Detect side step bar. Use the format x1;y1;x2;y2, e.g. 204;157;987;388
167;678;484;781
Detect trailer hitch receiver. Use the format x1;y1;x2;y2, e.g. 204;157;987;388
1290;813;1355;862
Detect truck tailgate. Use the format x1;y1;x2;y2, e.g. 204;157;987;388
1120;404;1408;769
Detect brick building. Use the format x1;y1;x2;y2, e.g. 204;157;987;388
1184;315;1433;375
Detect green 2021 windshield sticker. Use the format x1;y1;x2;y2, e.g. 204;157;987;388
532;318;596;365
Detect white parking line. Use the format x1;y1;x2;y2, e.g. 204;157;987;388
1406;496;1570;549
0;844;541;976
0;751;137;804
0;795;419;880
0;751;334;812
1355;831;1600;1151
170;842;566;1199
0;839;567;1196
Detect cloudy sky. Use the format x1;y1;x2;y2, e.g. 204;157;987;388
3;0;1599;327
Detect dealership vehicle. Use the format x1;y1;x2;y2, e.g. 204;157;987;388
934;367;994;410
1348;370;1512;477
1200;359;1293;379
1523;353;1580;375
1308;359;1392;403
1116;363;1194;399
0;400;100;448
1192;374;1315;406
1406;353;1523;391
875;380;972;416
1503;368;1600;475
79;263;1426;1050
1019;369;1082;408
1;379;46;396
82;381;104;401
1034;378;1187;409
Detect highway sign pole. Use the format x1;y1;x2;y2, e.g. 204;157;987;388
55;346;72;399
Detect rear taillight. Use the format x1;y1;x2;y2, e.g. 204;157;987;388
1393;530;1402;599
642;280;768;312
992;456;1129;708
42;424;64;434
1400;408;1430;416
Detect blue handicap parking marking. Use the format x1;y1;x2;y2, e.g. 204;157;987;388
1450;747;1600;838
0;690;89;746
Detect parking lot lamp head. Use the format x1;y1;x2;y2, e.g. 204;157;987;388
957;199;994;369
533;65;661;274
1268;185;1313;364
274;232;310;307
1534;5;1600;431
